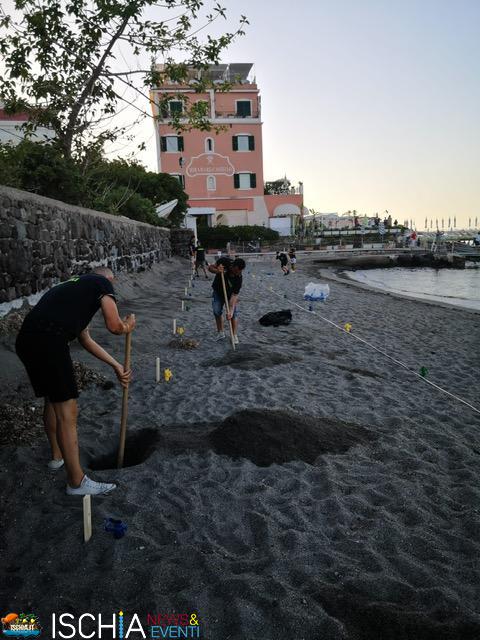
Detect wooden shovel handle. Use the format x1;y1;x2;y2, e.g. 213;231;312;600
220;270;236;351
117;331;132;468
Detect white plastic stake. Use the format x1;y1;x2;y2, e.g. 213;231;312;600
83;495;92;543
156;357;160;383
184;286;188;295
181;300;185;311
173;318;177;335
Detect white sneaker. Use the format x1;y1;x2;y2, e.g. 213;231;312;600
216;331;226;341
233;334;239;345
48;458;64;471
66;475;117;496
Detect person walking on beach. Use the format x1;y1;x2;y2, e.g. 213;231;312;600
276;251;290;275
288;246;297;272
15;267;135;496
194;241;209;279
188;236;196;269
208;257;246;343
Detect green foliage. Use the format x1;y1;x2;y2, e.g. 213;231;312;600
87;158;188;227
198;225;279;248
0;0;248;157
0;140;86;202
0;140;187;226
264;178;291;195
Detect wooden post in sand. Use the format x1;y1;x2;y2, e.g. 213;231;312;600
220;271;236;351
83;495;92;542
117;330;132;469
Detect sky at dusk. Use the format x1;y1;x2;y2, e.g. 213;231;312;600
2;0;479;228
202;0;480;228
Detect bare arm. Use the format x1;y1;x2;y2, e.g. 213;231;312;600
208;263;224;274
101;295;136;334
227;294;239;320
78;328;131;388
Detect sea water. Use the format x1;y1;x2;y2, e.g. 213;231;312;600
346;266;480;311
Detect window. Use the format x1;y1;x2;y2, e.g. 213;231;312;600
232;135;254;151
169;100;183;115
194;100;210;116
205;137;214;152
160;100;183;117
236;100;252;117
234;173;256;189
207;175;216;191
160;136;184;152
171;174;185;188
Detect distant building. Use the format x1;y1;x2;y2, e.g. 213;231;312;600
0;103;54;145
150;63;304;235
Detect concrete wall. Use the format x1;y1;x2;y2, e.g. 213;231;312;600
0;185;191;311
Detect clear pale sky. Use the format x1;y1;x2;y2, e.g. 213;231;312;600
2;0;479;228
201;0;480;228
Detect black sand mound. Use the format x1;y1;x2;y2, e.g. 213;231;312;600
88;428;163;469
73;362;115;391
210;409;376;466
204;346;301;370
0;402;43;446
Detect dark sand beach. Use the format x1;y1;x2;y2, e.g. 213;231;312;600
1;254;479;639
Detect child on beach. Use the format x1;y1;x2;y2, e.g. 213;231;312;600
288;246;297;272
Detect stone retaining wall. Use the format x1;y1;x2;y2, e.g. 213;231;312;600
0;185;191;310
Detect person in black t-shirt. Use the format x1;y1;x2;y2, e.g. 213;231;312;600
208;257;246;343
15;267;136;496
194;241;209;279
276;251;290;275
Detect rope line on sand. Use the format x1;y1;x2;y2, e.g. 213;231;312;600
261;280;480;417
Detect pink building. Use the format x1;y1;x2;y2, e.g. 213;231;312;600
0;103;54;145
150;64;303;235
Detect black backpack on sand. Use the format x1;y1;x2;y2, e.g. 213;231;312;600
259;310;292;327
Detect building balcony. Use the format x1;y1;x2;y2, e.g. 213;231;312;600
214;110;260;119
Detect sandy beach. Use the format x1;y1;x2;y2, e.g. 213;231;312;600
1;254;479;639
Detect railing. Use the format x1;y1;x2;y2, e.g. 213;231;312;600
266;187;303;196
214;111;260;119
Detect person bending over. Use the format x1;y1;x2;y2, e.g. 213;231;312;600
208;257;246;344
15;267;136;496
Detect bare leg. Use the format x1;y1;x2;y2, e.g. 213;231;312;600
231;318;238;336
51;399;84;487
43;400;63;461
215;315;224;332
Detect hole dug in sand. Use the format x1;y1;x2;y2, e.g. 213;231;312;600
88;428;163;470
210;409;376;467
204;346;301;371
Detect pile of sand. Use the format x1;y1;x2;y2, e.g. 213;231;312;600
210;408;376;466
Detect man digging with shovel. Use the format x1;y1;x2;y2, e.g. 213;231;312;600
209;257;245;344
15;267;135;496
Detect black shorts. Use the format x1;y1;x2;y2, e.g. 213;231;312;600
15;331;79;403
